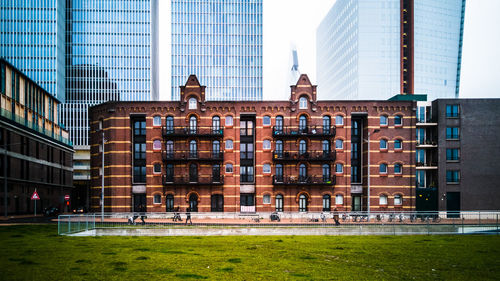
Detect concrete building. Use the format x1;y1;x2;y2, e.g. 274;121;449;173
316;0;466;100
0;59;73;215
89;75;416;213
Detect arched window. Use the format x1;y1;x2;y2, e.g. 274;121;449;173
211;194;224;212
380;139;388;149
189;116;197;134
225;139;233;149
165;140;174;159
189;193;198;212
323;116;331;134
299;164;307;182
322;164;330;182
189;140;197;158
394;194;402;205
299;115;307;133
275;140;283;158
154;194;161;204
335;139;343;149
299;96;307;109
394;139;402;150
166;116;174;134
323;194;331;212
153;116;162;126
322;140;330;156
394;163;402;174
189;164;198;182
166;194;174;212
380;115;388;126
335;194;344;205
153;139;162;151
379;194;388;205
225;115;233;126
212;140;220;158
335;115;344;126
299;194;308;212
212;116;220;133
379;163;388;174
165;164;174;182
212;164;221;182
275;194;284;212
275;115;284;133
263;115;271;126
299;139;307;156
336;163;343;173
275;164;283;182
188;97;197;109
394;115;403;126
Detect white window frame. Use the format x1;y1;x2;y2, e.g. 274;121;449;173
380;163;388;174
263;139;271;150
335;139;343;149
299;97;308;109
335;163;343;173
225;163;233;173
263;194;271;204
394;195;402;205
394;139;402;150
335;194;343;205
153;163;162;174
188;97;197;109
394;163;402;174
225;115;233;126
225;139;233;149
263;115;271;126
380;115;388;126
263;164;271;174
153;139;162;151
394;115;403;126
335;115;344;126
153;194;161;204
379;195;388;205
380;139;388;150
153;116;162;126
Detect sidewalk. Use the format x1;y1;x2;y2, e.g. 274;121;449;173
0;214;59;224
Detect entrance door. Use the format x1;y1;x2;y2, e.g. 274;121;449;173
446;192;460;218
133;194;146;212
211;194;224;212
189;193;198;212
240;194;255;213
299;194;308;212
352;195;361;211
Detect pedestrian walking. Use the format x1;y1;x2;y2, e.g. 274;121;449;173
185;207;192;225
333;208;340;226
139;204;146;225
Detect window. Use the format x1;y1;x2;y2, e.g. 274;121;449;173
275;164;283;182
166;194;174;212
99;118;103;130
165;164;174;182
275;194;284;212
211;194;224;212
446;127;460;140
188;97;197;109
379;163;388;174
212;164;221;182
446;148;460;161
263;164;271;174
225;139;233;149
165;140;174;159
240;120;254;136
394;195;402;205
335;139;343;149
263;194;271;204
322;164;330;182
240;166;254;182
189;164;198;182
189;116;197;134
380;139;388;150
189;140;197;158
446;170;460;183
394;163;402;174
153;140;162;151
335;194;343;205
240;143;254;159
299;164;307;182
153;116;161;126
263;115;271;126
379;195;388;205
394;115;403;126
225;115;233;126
225;163;233;173
213;140;220;157
212;116;220;133
446;105;459;118
322;140;330;155
275;140;283;157
263;139;271;150
153;163;161;174
380;115;388;126
335;115;344;126
166;116;174;133
335;163;343;173
323;194;331;212
394;139;402;150
275;116;283;133
416;170;425;187
299;139;307;155
299;96;307;109
299;194;308;212
323;116;331;134
154;194;161;204
299;115;307;133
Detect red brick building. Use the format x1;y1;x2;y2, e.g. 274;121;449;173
90;75;416;213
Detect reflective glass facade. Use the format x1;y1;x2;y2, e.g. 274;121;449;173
61;0;155;147
0;0;66;101
171;0;263;101
317;0;465;100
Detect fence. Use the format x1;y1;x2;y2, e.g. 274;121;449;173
58;211;500;236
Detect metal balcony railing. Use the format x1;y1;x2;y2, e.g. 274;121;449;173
272;126;336;138
272;175;336;186
163;174;224;185
272;150;336;161
162;126;224;138
162;151;224;162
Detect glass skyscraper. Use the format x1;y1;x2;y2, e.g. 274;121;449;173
171;0;263;101
0;0;66;101
316;0;465;100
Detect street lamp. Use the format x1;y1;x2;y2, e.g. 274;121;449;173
365;129;380;221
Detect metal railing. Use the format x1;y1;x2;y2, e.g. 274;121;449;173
162;174;224;185
162;126;224;137
162;151;224;161
58;211;500;236
272;175;336;185
272;150;336;161
272;126;336;138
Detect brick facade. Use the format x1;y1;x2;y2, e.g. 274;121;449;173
90;75;416;213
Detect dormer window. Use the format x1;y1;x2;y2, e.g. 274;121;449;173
188;97;197;110
299;97;308;109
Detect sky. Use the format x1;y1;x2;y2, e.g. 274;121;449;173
159;0;500;101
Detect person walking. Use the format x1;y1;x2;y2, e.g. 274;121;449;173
333;208;340;226
139;204;146;225
185;207;192;225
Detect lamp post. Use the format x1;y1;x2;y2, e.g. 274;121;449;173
366;129;380;221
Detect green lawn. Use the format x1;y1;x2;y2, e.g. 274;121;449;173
1;225;499;280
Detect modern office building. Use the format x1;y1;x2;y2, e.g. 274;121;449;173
0;0;66;101
317;0;466;100
171;0;263;101
0;59;73;215
89;74;416;213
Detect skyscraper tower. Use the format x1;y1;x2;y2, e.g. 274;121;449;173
317;0;465;100
171;0;263;101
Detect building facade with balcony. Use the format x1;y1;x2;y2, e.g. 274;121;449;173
89;74;416;213
0;59;73;215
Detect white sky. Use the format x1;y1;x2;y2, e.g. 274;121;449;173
159;0;500;101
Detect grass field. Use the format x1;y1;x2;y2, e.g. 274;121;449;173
1;225;499;280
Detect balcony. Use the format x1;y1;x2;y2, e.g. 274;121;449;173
416;162;438;169
162;126;224;138
416;139;437;147
163;175;224;185
272;175;336;186
162;151;224;162
272;126;335;138
272;151;336;162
